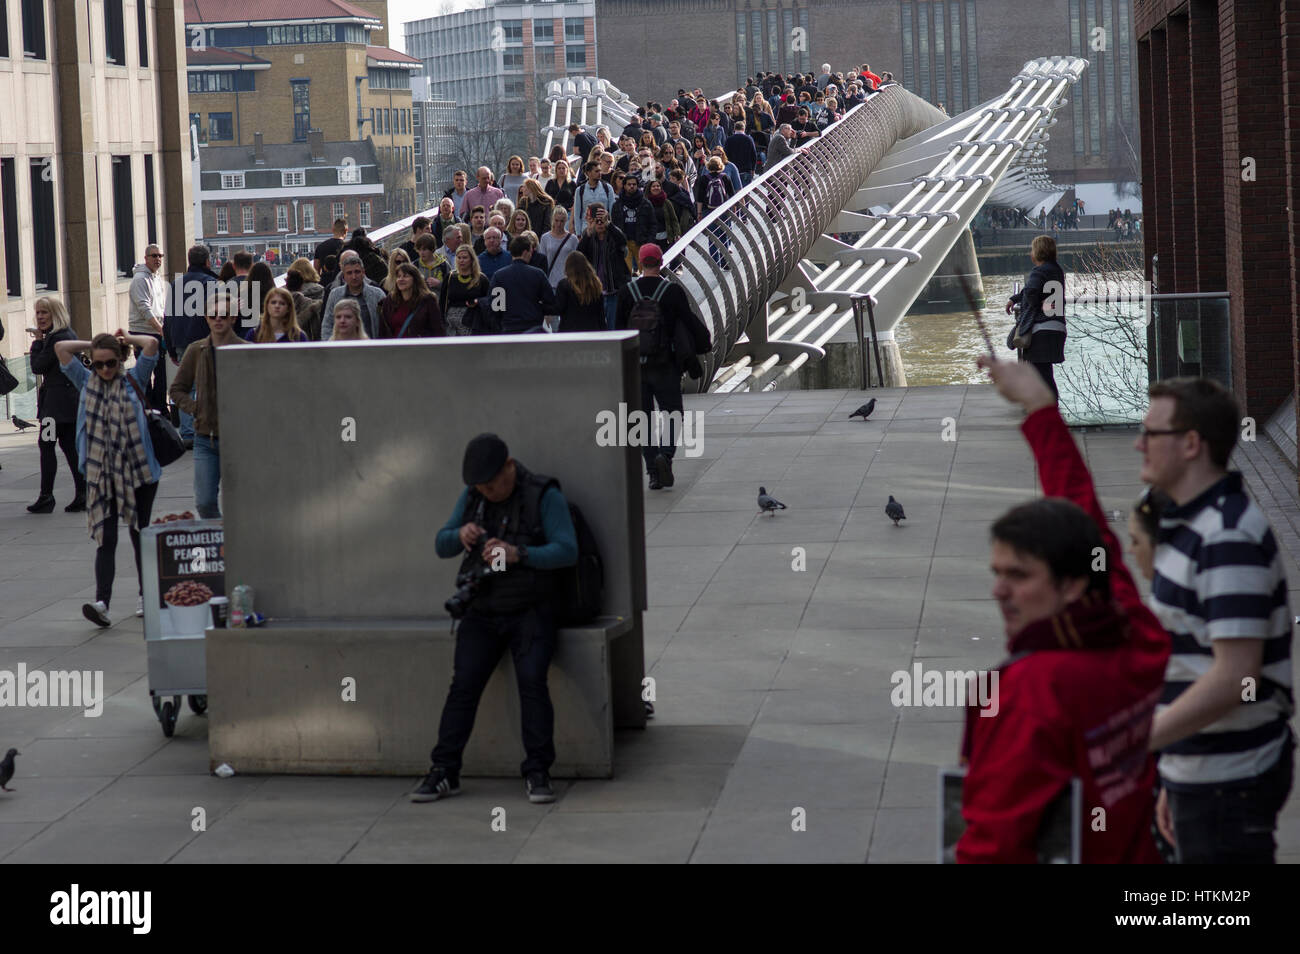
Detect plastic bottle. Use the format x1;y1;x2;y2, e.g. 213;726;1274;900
230;583;254;629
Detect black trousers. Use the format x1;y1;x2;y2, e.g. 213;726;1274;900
38;420;83;499
94;481;158;609
1029;360;1059;400
430;605;557;777
641;360;685;471
134;336;167;412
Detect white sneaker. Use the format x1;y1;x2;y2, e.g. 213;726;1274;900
135;595;144;618
82;601;111;628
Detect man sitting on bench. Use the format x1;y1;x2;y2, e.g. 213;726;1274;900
412;434;578;805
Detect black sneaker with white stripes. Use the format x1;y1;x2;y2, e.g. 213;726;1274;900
410;767;460;802
525;771;555;803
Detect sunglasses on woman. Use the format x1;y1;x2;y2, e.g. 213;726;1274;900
91;358;120;371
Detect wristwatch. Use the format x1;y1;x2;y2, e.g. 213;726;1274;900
516;543;529;565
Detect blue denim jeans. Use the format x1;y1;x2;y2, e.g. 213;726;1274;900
603;293;619;331
178;386;195;441
193;434;221;519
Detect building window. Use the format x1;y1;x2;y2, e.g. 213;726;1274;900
332;201;345;222
0;1;9;58
413;136;421;156
901;4;913;91
1;159;20;296
22;0;46;59
215;206;229;234
338;164;360;185
534;20;553;42
359;200;370;228
276;204;288;231
965;0;977;112
242;206;254;232
220;172;244;189
412;108;420;127
414;165;422;184
750;11;761;71
282;170;305;187
105;0;126;65
502;50;523;71
766;10;777;73
564;17;584;42
798;8;810;73
782;9;793;74
564;46;585;70
949;0;963;110
137;0;149;67
534;45;555;72
501;19;522;44
143;153;157;246
302;204;314;231
110;156;134;279
209;112;234;141
736;13;747;88
504;78;525;97
917;2;930;103
292;80;310;141
934;0;946;110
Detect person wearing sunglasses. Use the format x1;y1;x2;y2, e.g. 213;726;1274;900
53;328;163;627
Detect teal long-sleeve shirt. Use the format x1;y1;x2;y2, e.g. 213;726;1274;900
435;485;578;570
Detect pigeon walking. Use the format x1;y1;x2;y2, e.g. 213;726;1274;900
849;399;876;421
886;495;906;526
757;487;787;516
0;748;17;792
11;415;36;432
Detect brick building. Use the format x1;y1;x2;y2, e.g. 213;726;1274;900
194;132;383;265
594;0;1141;190
1;0;192;396
183;0;420;223
1134;0;1297;435
403;0;597;166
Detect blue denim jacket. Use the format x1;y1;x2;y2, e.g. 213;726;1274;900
61;352;162;482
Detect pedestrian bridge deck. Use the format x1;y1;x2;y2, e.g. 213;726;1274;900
0;386;1296;862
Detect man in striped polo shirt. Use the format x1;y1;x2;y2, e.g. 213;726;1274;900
1139;377;1295;863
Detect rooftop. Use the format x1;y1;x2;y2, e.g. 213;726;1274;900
198;138;378;172
185;48;272;69
184;0;379;25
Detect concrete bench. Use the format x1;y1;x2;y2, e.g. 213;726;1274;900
206;615;639;778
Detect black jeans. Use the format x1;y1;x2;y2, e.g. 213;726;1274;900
134;336;167;412
1167;733;1295;864
1030;360;1059;400
641;359;684;471
94;481;159;609
430;605;557;777
38;420;84;499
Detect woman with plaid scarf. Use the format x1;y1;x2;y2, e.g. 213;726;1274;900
55;329;163;627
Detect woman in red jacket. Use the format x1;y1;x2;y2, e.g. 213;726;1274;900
956;354;1171;863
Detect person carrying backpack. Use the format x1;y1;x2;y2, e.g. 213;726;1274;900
694;157;736;266
615;244;710;490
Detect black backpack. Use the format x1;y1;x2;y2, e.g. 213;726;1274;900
555;501;604;625
627;279;672;362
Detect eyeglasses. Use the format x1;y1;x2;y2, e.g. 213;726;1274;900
1137;425;1191;440
91;359;120;371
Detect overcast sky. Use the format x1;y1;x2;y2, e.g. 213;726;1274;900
387;0;486;51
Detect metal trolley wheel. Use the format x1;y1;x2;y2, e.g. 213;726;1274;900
152;694;183;737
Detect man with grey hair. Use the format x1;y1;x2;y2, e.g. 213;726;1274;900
816;63;834;90
478;227;511;281
767;123;798;166
129;243;169;410
321;250;386;339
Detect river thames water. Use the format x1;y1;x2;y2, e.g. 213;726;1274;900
893;271;1148;426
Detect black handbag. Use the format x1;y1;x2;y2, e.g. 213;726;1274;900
0;360;18;396
125;372;186;466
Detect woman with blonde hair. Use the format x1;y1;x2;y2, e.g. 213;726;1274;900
328;299;369;341
507;208;532;242
247;286;308;343
439;245;490;336
518;178;555;235
384;248;412;295
286;258;324;302
26;297;85;513
545;156;576;216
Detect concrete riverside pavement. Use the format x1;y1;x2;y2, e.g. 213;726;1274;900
0;385;1296;863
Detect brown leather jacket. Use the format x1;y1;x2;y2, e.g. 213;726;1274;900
169;336;221;438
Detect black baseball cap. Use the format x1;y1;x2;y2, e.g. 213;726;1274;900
462;433;509;485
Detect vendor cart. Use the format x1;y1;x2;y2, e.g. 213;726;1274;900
140;519;224;736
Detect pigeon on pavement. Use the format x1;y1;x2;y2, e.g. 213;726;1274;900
886;495;906;526
0;748;17;791
757;487;787;516
12;415;36;432
849;399;876;420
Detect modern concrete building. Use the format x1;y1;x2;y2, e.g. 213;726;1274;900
193;131;383;265
1;0;192;389
403;0;597;164
183;0;420;221
411;77;457;211
1135;0;1298;451
594;0;1141;192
